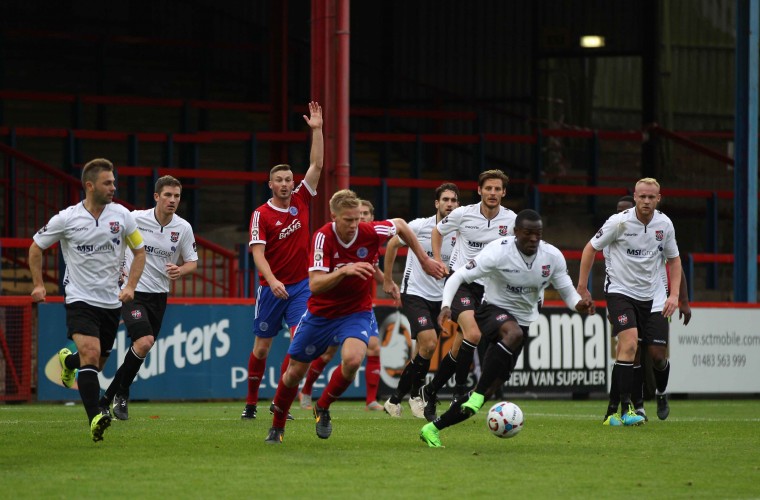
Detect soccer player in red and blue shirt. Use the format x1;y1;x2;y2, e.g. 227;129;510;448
264;189;446;443
241;102;323;420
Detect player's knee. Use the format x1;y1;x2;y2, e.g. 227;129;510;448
649;350;668;368
78;345;100;365
463;328;481;343
133;335;155;356
418;338;437;358
342;356;364;376
252;338;272;359
500;323;523;347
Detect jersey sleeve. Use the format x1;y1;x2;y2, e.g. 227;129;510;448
32;211;66;249
124;211;144;250
436;207;463;238
249;209;267;246
180;223;199;263
548;249;582;309
373;220;397;245
309;230;331;272
294;179;317;200
663;219;680;259
397;218;423;247
457;239;501;284
589;213;621;251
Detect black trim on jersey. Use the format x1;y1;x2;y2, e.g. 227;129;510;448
401;267;412;294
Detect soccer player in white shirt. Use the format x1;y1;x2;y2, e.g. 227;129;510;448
382;183;460;418
577;178;682;427
419;169;516;420
419;209;594;447
29;158;146;442
603;195;691;423
99;175;198;420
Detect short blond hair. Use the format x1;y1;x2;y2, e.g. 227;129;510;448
330;189;361;213
635;177;660;190
359;199;375;215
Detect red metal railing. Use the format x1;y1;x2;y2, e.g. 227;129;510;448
0;144;237;298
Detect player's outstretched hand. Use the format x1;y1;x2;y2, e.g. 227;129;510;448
119;285;136;304
343;262;375;280
437;306;452;329
303;101;323;129
678;300;692;326
422;257;446;279
383;279;400;303
269;279;289;300
31;285;46;303
574;297;595;315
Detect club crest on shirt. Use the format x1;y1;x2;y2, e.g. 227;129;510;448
595;228;603;238
450;236;456;247
617;314;628;326
357;247;369;259
289;206;299;216
109;221;120;234
541;265;551;277
655;230;664;241
499;225;509;236
170;231;179;243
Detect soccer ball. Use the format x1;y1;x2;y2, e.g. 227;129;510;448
486;401;524;438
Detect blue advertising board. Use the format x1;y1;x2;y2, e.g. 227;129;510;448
37;303;364;401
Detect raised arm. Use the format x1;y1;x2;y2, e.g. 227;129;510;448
303;102;324;189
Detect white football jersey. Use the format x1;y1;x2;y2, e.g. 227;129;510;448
398;215;456;301
603;247;669;312
591;208;679;302
124;209;198;293
436;203;516;284
446;236;580;326
33;202;142;309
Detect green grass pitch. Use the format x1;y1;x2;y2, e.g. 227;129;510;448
1;399;758;499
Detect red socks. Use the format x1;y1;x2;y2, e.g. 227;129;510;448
246;353;266;405
365;355;381;405
301;356;328;396
316;367;352;410
271;383;299;428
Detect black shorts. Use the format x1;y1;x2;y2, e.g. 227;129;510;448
640;311;669;347
449;278;484;322
65;301;121;357
401;294;442;339
606;293;654;336
475;303;529;344
121;291;168;341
